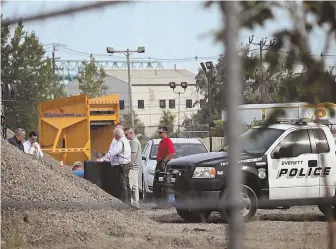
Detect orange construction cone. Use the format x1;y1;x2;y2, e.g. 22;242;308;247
60;160;64;169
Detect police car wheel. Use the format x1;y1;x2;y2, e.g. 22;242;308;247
318;205;336;218
219;185;257;223
176;209;211;223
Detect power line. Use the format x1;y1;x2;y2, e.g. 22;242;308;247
44;43;220;62
47;43;336;64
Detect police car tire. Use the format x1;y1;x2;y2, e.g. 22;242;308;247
318;205;336;218
176;209;211;223
219;184;258;223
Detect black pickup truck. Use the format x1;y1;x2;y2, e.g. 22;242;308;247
154;121;336;222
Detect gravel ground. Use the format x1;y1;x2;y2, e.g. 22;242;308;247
140;204;335;249
1;136;335;249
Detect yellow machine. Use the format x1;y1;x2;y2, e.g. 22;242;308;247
38;94;120;165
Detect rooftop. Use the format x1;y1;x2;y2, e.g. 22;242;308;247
105;68;197;85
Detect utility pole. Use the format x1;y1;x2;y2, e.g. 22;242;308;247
207;71;213;152
200;61;215;152
125;49;134;127
249;36;276;63
52;44;56;78
107;46;145;128
169;82;188;137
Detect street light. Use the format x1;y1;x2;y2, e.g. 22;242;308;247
169;82;188;137
200;61;215;152
106;46;145;128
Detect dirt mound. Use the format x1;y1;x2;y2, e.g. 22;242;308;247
1;138;122;204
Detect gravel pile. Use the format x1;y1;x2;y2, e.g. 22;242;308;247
1;138;122;204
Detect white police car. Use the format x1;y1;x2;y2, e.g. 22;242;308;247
158;119;336;222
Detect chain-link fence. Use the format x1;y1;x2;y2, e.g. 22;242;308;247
1;1;336;249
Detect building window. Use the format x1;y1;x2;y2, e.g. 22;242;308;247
186;99;192;108
119;100;125;110
159;100;166;109
169;99;175;109
138;100;144;109
200;99;205;108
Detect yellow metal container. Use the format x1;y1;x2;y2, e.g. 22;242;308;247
39;94;120;165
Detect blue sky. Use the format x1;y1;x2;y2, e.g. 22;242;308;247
2;1;336;75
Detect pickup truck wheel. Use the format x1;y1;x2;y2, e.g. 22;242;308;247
219;184;257;223
318;204;336;218
176;208;211;223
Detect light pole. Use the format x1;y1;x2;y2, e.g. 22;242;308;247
106;46;145;128
200;61;215;152
169;81;188;137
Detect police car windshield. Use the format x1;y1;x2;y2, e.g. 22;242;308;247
149;143;208;160
224;128;285;154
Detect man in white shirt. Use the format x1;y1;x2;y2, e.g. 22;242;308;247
97;127;132;204
103;123;123;158
23;131;43;158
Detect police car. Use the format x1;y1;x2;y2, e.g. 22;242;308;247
155;119;336;222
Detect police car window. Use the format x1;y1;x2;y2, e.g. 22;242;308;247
237;128;285;154
149;143;207;160
312;129;330;153
280;129;312;157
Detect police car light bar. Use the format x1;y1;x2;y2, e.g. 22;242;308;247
275;118;309;125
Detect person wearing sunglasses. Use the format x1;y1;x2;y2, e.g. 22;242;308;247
155;126;176;172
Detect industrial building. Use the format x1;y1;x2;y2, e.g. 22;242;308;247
65;68;204;136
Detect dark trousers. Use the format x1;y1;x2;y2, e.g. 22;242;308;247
119;163;131;204
153;160;168;205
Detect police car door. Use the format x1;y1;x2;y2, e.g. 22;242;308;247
311;128;336;197
268;129;319;200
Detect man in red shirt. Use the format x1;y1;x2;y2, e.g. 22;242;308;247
153;126;175;208
155;126;176;172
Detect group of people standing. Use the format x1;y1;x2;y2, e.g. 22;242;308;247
7;123;176;210
97;123;142;209
97;124;176;209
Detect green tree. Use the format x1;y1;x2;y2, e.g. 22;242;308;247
1;19;64;131
159;110;176;135
42;58;67;99
77;54;108;98
122;111;145;136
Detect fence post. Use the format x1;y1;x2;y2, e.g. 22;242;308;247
221;2;244;249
